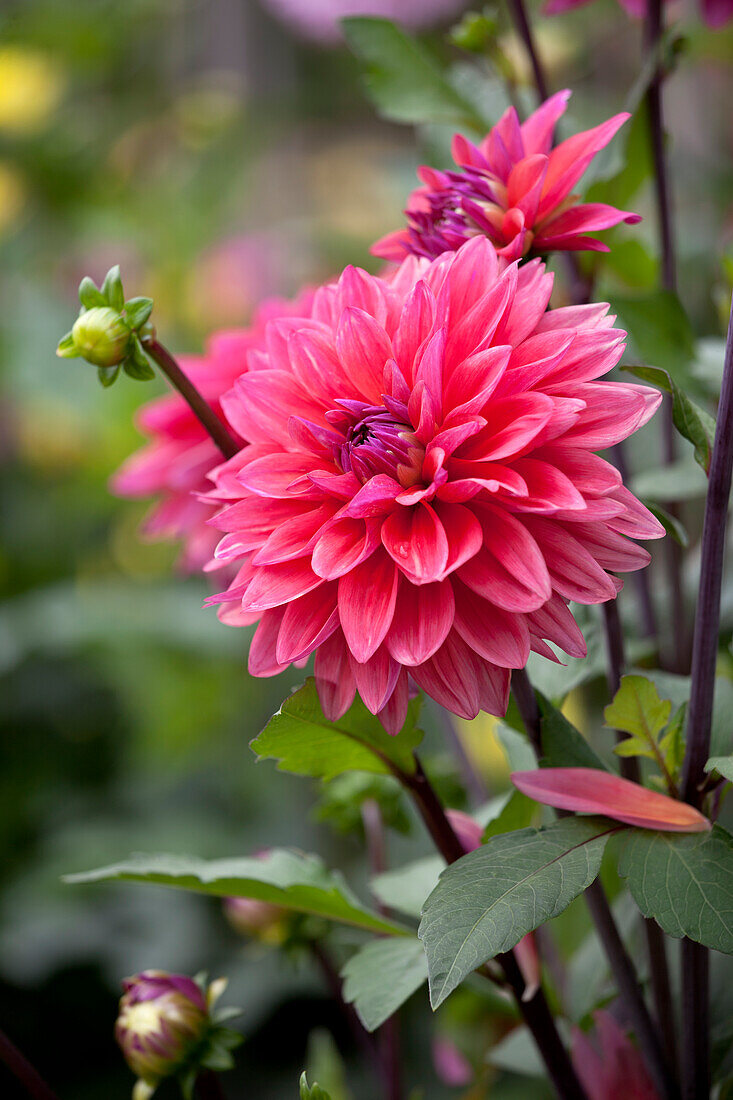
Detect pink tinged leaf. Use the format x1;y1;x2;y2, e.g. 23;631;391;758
520;89;571;155
432;1037;474;1089
386;578;455;665
378;668;409;736
335;307;392;404
343;474;402;518
339;549;399;663
539;114;630;217
526;594;587;659
701;0;733;26
445;809;483;853
241;559;323;613
311;517;381;579
572;1011;661;1100
506;154;549;222
248;608;289;677
523;516;618;603
276;583;339;664
510;768;711;833
314;630;357;721
381;502;449;584
453;580;531;668
349;644;401;714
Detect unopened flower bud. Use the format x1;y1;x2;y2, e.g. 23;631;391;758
224;896;288;944
69;307;131;367
115;970;211;1094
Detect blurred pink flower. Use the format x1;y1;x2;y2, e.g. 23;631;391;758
544;0;732;28
432;1036;474;1087
372;91;640;264
188;234;288;330
572;1011;660;1100
205;236;663;731
112;293;314;572
261;0;468;42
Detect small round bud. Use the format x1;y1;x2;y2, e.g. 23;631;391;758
115;970;209;1089
71;307;130;367
223;896;288;944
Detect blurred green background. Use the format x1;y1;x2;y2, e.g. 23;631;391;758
1;1;732;1098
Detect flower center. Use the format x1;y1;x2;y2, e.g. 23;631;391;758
340;408;424;487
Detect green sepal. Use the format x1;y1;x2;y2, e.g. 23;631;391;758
179;1068;197;1100
123;337;155;381
102;265;125;312
125;296;154;330
300;1072;332;1100
56;332;79;358
78;277;106;310
97;364;121;388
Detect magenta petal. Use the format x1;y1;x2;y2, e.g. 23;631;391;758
339;550;399;663
381;502;449;584
386;579;455;665
315;631;356;721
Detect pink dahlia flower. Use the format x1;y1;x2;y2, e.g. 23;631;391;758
205;237;663;732
372;91;640;265
112;294;313;573
261;0;468;43
544;0;732;29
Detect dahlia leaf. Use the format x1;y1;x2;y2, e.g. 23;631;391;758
371;855;444;919
624;363;716;474
618;825;733;953
64;849;409;936
705;755;733;783
613;289;696;380
537;693;609;772
251;677;423;781
341;937;428;1031
482;790;536;841
419;818;615;1008
640;500;689;547
342;17;486;133
604;674;672;768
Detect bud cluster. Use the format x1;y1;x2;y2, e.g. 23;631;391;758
56;265;155;387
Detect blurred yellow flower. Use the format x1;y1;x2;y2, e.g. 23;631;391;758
0;46;64;134
0;161;25;235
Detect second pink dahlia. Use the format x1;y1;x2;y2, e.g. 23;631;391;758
206;237;663;732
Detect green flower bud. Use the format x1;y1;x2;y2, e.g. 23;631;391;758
69;307;131;367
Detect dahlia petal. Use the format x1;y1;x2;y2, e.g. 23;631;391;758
249;608;289;677
452;133;489;170
539;114;630;216
606;486;666;540
520;89;571;155
435;236;501;320
506;154;549;221
494;105;525;163
523;517;618;603
443;264;517;368
412;632;482;720
377;668;410;736
238;452;329;498
564;522;652;573
350;645;401;714
494;259;554;346
339;550;399;663
553;497;625;523
433;501;484;576
336;306;393;404
311;517;381;579
212;495;309;536
337;266;389;328
315;630;357;720
277;584;339;664
241;560;323;613
413;328;446;419
386;578;455;665
458;547;548;612
439;464;528;501
556;382;662;448
458;392;555;463
496;330;576;397
381;502;449;584
477;504;553;601
511;768;711;832
370;229;413;262
453;581;531;668
393;279;437;383
533;448;621;498
288;329;352;406
508;457;586;512
527;594;587;658
223;370;325;446
344;474;402;518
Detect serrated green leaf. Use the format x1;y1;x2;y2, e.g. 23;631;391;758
342;17;486;132
125;296;153;329
78;277;106;310
624;363;716;474
371;855;444;919
605;675;676;781
706;756;733;783
419;818;616;1007
537;693;609;771
102;265;125;312
341;937;427;1031
618;825;733;953
659;703;686;779
251;678;423;781
97;364;121;388
64;848;408;936
482;790;536;840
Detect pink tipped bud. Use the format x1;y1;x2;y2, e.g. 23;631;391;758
114;970;210;1090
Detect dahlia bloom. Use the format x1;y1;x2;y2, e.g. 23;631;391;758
112;294;313;572
261;0;468;43
544;0;732;30
205;236;663;732
372;91;640;265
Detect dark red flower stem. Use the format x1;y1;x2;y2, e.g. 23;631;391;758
400;757;589;1100
643;0;688;675
0;1027;60;1100
505;0;549;103
511;667;679;1100
142;337;240;460
678;293;733;1099
601;599;679;1071
196;1070;226;1099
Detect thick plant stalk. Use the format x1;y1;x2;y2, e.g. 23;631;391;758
511;667;679;1100
505;0;549;101
401;758;589;1100
143;337;240;460
678;293;733;1099
0;1028;60;1100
